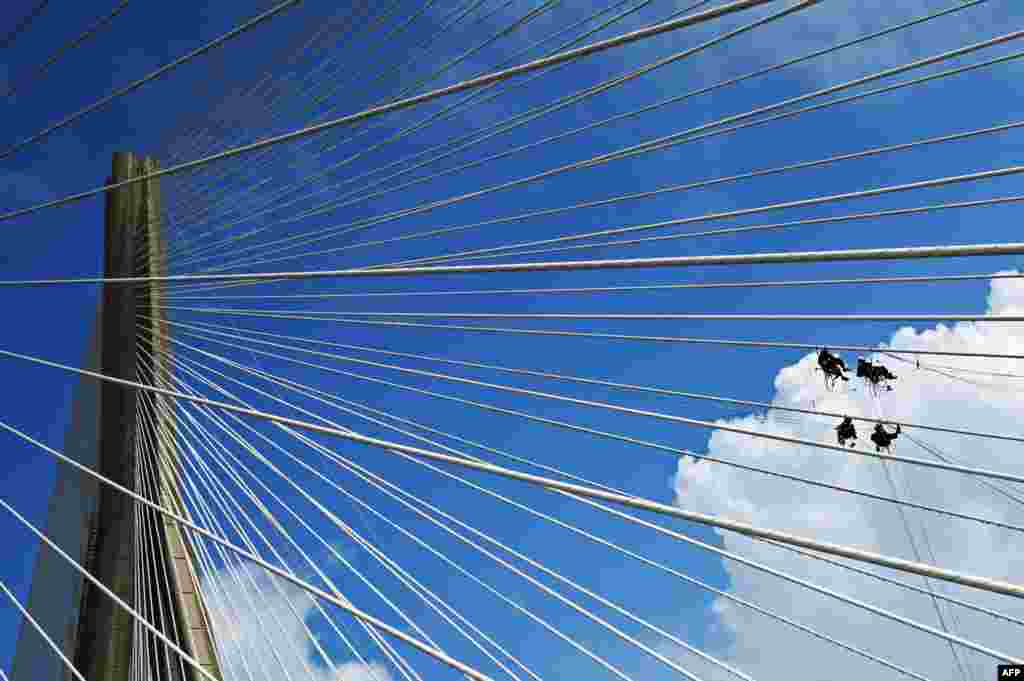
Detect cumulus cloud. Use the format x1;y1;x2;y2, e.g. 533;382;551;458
673;272;1024;680
200;563;394;681
328;661;396;681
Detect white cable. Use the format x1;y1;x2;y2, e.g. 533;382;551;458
305;389;946;680
135;339;1024;676
164;326;1024;660
268;385;754;681
315;385;1024;631
305;424;1014;669
163;0;555;242
4;345;1023;600
168;309;1024;322
16;239;1024;287
3;0;132;99
161;406;323;681
134;428;190;681
572;491;1023;662
0;0;303;160
134;381;197;681
179;408;433;681
173;0;817;266
161;271;1024;300
162;435;273;681
167;389;533;681
164;350;714;681
136;392;270;681
165;0;711;259
155;338;640;681
0;496;222;681
166;308;1024;361
167;0;985;263
156;396;342;674
163;323;1024;486
183;33;1024;275
168;315;1024;445
142;403;253;681
135;375;417;681
167;403;422;681
133;395;194;681
162;405;394;681
138;330;424;681
171;382;546;681
218;187;1024;273
157;349;630;681
0;418;497;681
181;16;1022;270
0;0;789;223
878;459;971;681
164;324;1024;538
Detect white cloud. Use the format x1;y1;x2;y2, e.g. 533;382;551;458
673;272;1024;680
200;563;395;681
328;661;395;681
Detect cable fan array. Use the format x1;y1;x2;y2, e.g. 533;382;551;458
0;1;1023;681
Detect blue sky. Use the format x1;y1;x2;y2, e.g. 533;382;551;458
1;0;1023;679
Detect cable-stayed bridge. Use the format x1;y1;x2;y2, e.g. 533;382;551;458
1;1;1023;680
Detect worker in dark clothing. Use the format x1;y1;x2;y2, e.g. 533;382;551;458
858;357;897;392
835;416;857;447
819;348;848;374
870;423;901;452
874;364;897;381
818;348;849;388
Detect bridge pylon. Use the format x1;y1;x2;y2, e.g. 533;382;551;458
11;152;223;681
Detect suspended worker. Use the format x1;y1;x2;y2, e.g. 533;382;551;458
857;357;897;392
817;347;849;389
870;423;901;453
874;363;897;382
835;416;857;448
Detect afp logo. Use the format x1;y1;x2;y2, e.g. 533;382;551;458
999;665;1024;678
